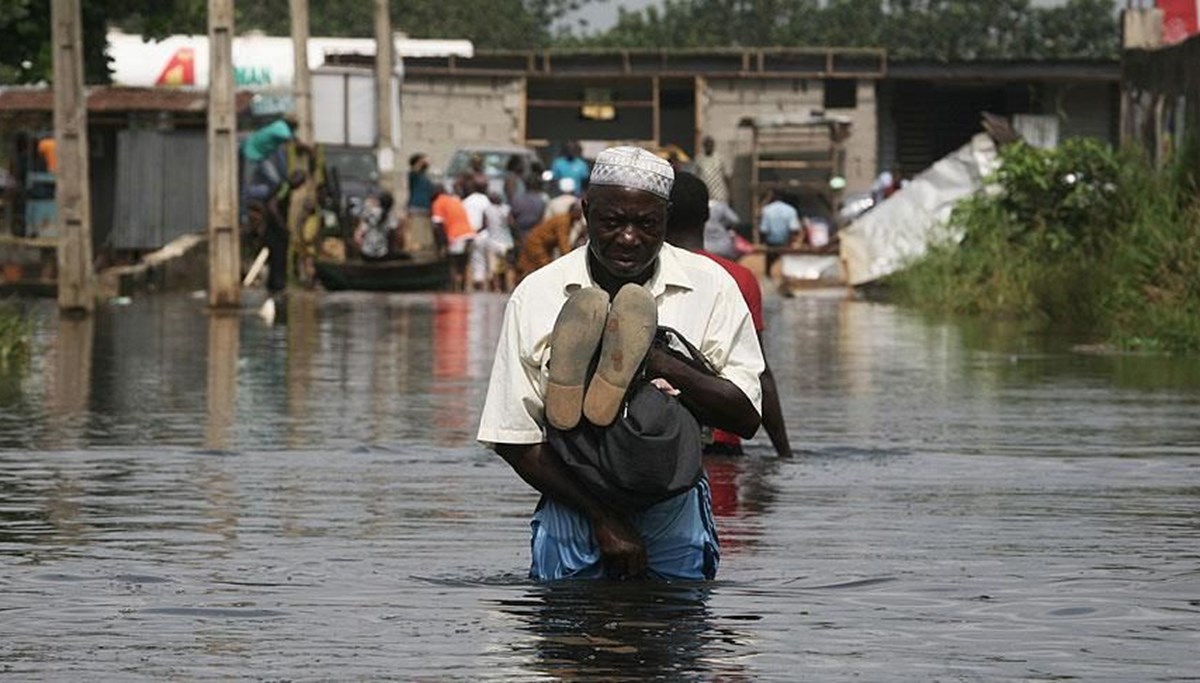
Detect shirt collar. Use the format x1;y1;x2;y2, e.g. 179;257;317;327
563;242;695;298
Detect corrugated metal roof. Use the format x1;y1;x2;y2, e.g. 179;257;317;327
0;87;253;113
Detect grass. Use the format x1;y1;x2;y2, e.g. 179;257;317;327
887;137;1200;353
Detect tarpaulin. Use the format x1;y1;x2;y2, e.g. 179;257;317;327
838;133;999;287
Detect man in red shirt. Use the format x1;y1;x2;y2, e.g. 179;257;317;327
666;172;792;458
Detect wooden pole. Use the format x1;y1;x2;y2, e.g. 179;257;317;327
50;0;95;313
374;0;399;198
289;0;314;144
208;0;240;308
204;311;239;450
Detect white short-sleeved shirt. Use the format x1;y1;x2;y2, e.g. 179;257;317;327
477;242;765;446
462;192;491;231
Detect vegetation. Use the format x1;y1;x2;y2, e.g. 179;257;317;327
1;0;1119;84
574;0;1119;59
888;137;1200;353
0;302;30;370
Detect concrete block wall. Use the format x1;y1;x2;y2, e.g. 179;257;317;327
700;77;878;219
827;80;878;193
400;75;524;180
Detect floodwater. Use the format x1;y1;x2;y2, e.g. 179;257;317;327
2;290;1199;680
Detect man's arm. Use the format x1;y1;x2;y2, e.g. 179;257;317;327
495;442;647;577
760;362;792;457
643;347;761;439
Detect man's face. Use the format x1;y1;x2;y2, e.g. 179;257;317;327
584;185;668;280
703;137;714;155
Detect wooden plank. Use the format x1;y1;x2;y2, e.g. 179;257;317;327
207;0;240;308
756;160;835;170
51;0;95;312
652;76;660;147
375;0;399;198
289;0;313;144
525;99;656;108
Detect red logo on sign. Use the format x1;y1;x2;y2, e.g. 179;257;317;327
155;47;196;86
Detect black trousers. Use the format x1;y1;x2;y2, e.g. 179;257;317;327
265;221;289;294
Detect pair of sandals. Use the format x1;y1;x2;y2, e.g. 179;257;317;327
545;284;658;431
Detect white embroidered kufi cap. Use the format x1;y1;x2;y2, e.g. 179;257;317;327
588;146;674;200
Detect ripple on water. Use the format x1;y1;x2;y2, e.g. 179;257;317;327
1;293;1200;680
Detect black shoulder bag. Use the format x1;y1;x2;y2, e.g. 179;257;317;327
546;326;715;511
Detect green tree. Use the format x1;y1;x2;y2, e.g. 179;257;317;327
574;0;1120;60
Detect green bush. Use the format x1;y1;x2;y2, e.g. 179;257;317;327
0;303;30;369
889;137;1200;353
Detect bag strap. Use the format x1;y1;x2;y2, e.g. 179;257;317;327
653;326;717;376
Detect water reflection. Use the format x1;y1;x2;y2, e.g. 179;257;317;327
205;312;239;451
46;313;94;447
494;582;749;680
3;293;1200;679
704;455;780;556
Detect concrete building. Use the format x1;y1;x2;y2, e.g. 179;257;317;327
1122;29;1200;165
401;48;885;220
401;48;1119;223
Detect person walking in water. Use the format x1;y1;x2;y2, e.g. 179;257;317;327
666;172;792;458
478;146;765;581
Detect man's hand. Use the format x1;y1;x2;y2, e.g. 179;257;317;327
496;442;649;578
592;513;647;579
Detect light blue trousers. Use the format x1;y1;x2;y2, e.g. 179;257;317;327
529;478;720;581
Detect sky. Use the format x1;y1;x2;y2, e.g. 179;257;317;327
566;0;1125;34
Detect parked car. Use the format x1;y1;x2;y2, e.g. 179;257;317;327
437;145;542;197
323;145;380;218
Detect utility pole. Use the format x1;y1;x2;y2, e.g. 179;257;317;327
207;0;240;308
50;0;95;313
374;0;398;198
289;0;314;144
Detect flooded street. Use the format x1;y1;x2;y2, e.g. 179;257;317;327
2;291;1199;680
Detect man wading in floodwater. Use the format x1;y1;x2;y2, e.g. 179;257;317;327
478;147;765;581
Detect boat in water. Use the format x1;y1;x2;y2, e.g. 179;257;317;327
314;253;449;292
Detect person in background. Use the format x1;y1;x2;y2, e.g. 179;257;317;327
550;141;589;196
456;153;489;198
510;174;549;251
504;155;527;205
759;189;802;273
462;178;493;291
667;172;792;458
703;198;740;260
354;191;397;261
432;186;475;292
516;200;584;281
484;192;515;292
242;114;307;191
36;136;56;173
407;153;434;212
286;156;321;285
543;177;581;221
263;169;307;296
693;135;729;204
